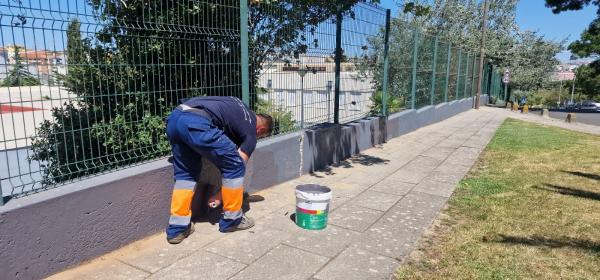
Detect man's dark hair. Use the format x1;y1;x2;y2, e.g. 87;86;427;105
257;113;274;136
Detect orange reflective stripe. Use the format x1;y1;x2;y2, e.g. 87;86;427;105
221;186;243;212
170;189;194;217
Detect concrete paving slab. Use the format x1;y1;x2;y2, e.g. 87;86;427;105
413;177;458;198
113;225;222;273
421;146;455;161
49;108;506;280
350;190;402;212
229;245;329;280
314;247;400;280
205;226;290;265
329;204;384;232
354;191;447;259
245;186;297;219
328;193;353;211
327;181;372;198
385;169;429;185
426;168;468;184
46;257;149;280
445;147;483;167
443;136;470;145
282;224;360;258
370;179;415;196
147;251;246;280
339;170;389;187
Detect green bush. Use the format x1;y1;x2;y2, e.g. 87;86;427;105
369;91;405;115
255;88;296;135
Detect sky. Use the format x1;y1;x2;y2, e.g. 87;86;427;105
379;0;598;63
2;0;596;63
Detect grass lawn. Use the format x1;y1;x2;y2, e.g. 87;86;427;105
396;118;600;279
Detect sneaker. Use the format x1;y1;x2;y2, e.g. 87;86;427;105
223;215;255;233
167;223;194;244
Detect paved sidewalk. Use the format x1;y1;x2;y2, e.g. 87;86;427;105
49;109;506;280
489;107;600;135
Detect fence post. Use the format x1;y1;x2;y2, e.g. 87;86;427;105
455;49;462;100
334;4;343;124
0;181;3;206
381;9;391;116
471;56;477;97
444;43;452;103
240;0;250;106
463;53;470;99
410;27;419;109
429;37;438;106
483;62;487;93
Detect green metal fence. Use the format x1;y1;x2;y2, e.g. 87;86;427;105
0;0;496;203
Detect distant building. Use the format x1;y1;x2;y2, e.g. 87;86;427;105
551;71;575;81
0;44;67;85
263;54;358;73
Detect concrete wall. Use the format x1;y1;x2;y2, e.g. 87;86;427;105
0;96;487;280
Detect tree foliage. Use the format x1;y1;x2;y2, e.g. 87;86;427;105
545;0;599;13
30;0;377;184
361;0;561;114
572;62;600;100
545;0;600;100
569;18;600;57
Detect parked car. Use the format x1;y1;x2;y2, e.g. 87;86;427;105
566;102;578;111
581;100;600;112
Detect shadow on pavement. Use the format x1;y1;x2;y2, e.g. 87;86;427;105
533;184;600;201
310;153;390;178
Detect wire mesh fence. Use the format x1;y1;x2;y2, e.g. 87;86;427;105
0;0;497;202
249;1;340;132
338;3;386;123
0;0;243;198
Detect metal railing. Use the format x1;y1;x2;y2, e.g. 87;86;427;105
0;0;497;203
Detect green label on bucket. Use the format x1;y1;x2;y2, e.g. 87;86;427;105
296;207;328;230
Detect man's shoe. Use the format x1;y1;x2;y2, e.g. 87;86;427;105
167;223;194;244
224;215;255;233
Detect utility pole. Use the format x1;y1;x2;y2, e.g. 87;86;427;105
475;0;490;109
570;74;576;105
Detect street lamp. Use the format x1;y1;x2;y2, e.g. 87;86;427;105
475;0;490;109
297;66;308;128
570;72;576;106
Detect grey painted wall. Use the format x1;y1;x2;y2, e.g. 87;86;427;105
0;96;488;280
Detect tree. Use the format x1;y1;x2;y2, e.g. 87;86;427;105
569;18;600;57
506;31;562;92
545;0;599;13
0;46;41;87
30;0;378;185
571;62;600;100
545;0;600;100
363;0;559;112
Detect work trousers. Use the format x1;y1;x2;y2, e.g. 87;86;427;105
165;109;245;237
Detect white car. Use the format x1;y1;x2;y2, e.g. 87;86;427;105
581;101;600;112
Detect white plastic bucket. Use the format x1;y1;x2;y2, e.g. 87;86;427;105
295;184;332;230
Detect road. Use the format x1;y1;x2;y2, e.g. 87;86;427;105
548;111;600;126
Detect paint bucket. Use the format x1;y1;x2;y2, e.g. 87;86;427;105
295;184;332;230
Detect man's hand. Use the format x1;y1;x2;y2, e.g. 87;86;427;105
238;148;249;163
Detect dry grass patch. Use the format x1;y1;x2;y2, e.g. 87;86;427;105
396;119;600;279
